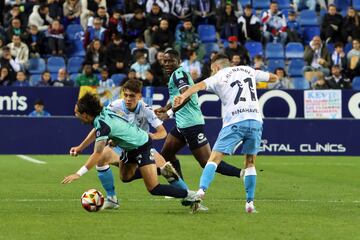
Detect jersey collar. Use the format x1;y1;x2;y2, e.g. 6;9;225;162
122;100;141;114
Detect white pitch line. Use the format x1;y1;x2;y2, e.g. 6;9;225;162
16;155;46;164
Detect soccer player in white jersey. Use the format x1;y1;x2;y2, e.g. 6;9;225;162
174;54;278;213
70;80;188;209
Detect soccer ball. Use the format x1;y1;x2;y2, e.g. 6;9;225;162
81;189;104;212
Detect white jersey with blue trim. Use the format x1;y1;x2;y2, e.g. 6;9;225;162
106;99;163;132
204;66;270;128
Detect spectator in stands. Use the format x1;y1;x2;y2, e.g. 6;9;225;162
175;19;205;60
181;50;202;81
224;35;250;65
217;3;239;40
47;0;63;20
25;25;44;58
237;4;261;43
12;70;29;87
85;39;106;72
80;0;106;29
75;63;99;86
325;64;351;89
312;75;329;89
321;4;342;43
7;34;28;69
52;68;74;87
170;0;192;23
146;0;170;14
127;8;147;43
124;0;146;13
0;46;20;81
144;3;168;47
87;6;109;28
108;9;126;40
292;0;316;11
346;39;360;80
106;35;130;75
253;55;267;71
98;66;115;87
0;36;4;57
131;52;150;81
46;20;65;56
6;18;26;41
200;50;218;81
131;37;150;63
303;35;331;79
28;4;54;32
151;19;174;51
268;67;293;89
230;54;241;66
331;42;347;70
0;67;12;86
83;17;108;48
215;0;242;17
341;7;360;43
261;1;287;44
150;50;165;85
123;69;139;83
63;0;82;27
286;10;302;43
143;69;159;86
192;0;217;26
28;99;51;117
36;70;53;87
4;5;27;29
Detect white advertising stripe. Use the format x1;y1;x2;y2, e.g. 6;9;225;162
16;155;46;164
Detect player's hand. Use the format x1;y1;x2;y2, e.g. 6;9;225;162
157;112;170;121
61;174;80;184
69;146;82;156
154;107;166;116
108;139;116;147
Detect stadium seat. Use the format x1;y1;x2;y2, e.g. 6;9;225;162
244;41;263;59
28;58;46;74
70;73;79;82
288;59;305;77
252;0;270;10
299;10;318;27
326;43;334;54
277;0;291;9
354;0;360;11
335;0;351;11
267;59;285;73
67;57;84;74
303;27;320;44
344;42;353;54
285;42;304;59
265;43;284;59
293;77;310;89
69;40;85;57
204;42;220;59
66;24;83;41
352;77;360;90
29;74;42;86
238;0;251;6
197;24;217;43
111;73;127;86
47;56;66;73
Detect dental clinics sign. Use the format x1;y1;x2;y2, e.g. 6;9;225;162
304;90;342;119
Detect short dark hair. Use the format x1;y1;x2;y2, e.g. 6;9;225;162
122;79;143;93
76;93;102;117
34;99;44;106
164;49;180;60
211;53;229;64
334;42;344;48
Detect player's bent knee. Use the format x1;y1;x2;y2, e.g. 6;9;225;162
119;174;132;183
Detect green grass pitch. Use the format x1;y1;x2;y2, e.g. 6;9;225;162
0;155;359;240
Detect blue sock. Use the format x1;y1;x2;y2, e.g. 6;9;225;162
244;167;257;202
169;178;188;190
96;165;116;197
199;162;218;191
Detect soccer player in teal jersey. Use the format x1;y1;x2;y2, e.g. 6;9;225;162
62;93;200;206
155;49;243;180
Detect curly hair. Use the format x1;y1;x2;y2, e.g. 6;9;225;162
76;93;103;117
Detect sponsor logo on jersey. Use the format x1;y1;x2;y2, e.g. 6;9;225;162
197;133;207;144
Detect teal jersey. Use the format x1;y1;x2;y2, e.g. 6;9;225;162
94;108;149;151
168;66;204;128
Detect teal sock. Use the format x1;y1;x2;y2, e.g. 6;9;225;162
169;178;188;190
199;162;218;191
244;167;257;202
96;165;116;197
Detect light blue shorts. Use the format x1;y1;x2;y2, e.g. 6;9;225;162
213;120;263;155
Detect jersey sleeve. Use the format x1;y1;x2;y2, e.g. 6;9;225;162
94;119;111;142
172;70;190;91
144;104;163;129
254;70;270;83
107;99;123;112
204;75;219;93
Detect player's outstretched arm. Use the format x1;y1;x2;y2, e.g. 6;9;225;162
268;73;279;83
173;82;207;109
69;128;96;156
149;125;167;140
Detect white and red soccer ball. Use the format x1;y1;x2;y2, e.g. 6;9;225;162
81;189;104;212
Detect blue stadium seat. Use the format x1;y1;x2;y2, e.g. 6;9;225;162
29;74;42;86
354;0;360;11
277;0;291;9
28;58;46;74
285;42;304;59
267;59;285;73
303;27;320;44
252;0;270;10
265;43;284;59
293;77;310;89
69;40;85;57
47;56;66;73
67;57;84;74
70;73;79;82
335;0;351;11
66;24;83;41
51;73;57;80
299;10;318;26
238;0;251;6
197;24;217;43
111;74;127;86
244;41;263;59
326;43;334;54
344;42;352;54
204;42;220;59
352;77;360;90
288;59;305;77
